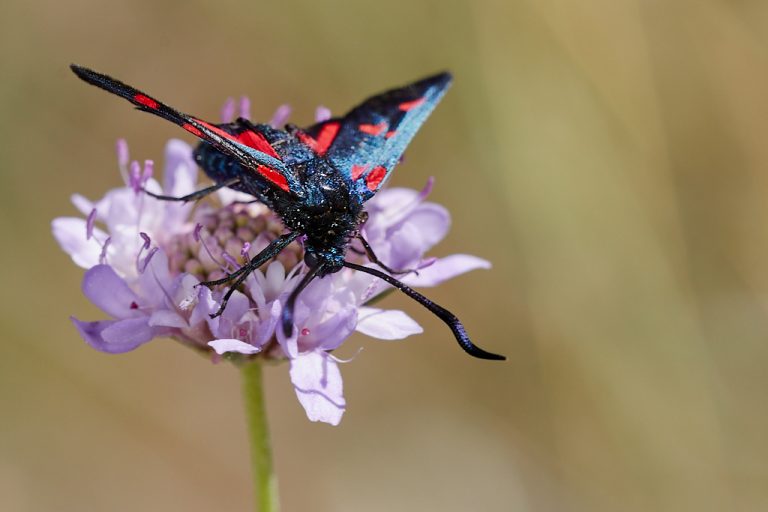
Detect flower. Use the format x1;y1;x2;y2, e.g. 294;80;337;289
53;103;490;425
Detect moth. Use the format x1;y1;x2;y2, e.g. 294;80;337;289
70;65;505;360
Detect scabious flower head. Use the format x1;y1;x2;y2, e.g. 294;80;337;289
53;102;490;425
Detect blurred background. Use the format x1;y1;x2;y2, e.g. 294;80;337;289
2;0;768;510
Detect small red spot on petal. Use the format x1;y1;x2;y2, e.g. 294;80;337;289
130;301;139;310
134;94;158;110
301;328;310;336
351;164;368;181
359;122;387;136
398;97;426;111
365;166;387;191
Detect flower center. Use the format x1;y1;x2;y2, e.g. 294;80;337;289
166;204;304;284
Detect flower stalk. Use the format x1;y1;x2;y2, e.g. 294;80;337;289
241;359;280;512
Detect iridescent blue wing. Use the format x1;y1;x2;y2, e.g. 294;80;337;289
298;72;452;199
70;65;303;196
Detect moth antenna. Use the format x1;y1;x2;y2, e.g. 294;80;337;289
281;262;325;337
343;262;505;361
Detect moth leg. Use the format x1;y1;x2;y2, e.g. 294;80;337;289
356;234;418;276
342;261;505;361
201;232;300;318
144;177;240;202
280;262;325;337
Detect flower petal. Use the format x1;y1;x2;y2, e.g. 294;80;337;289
70;194;95;216
71;317;154;353
270;104;292;128
149;309;188;328
398;202;450;252
403;254;491;288
162;139;197;196
208;338;261;355
101;317;157;351
52;217;106;269
356;307;423;340
82;265;141;318
309;307;358;352
289;351;345;426
136;250;174;308
217;187;257;206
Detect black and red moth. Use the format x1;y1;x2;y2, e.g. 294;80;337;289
70;65;505;361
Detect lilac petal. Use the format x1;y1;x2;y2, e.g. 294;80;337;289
217;187;258;206
239;96;251;120
289;351;346;426
149;309;188;329
52;217;106;269
403;254;491;288
220;97;235;123
365;187;421;226
310;307;358;352
136;251;174;308
71;317;153;354
315;105;331;122
101;317;157;351
208;289;250;339
417;176;435;201
261;261;287;301
383;203;450;268
253;301;282;347
71;318;117;352
71;194;94;216
190;286;216;326
116;138;129;167
219;289;250;323
356;307;423;340
269;104;292;128
82;265;141;318
208;339;261;355
162;139;197;197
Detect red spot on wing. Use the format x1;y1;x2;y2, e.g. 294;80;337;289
385;130;397;139
351;164;368;181
359;122;387;136
256;165;289;192
296;132;317;151
398;97;425;111
315;122;340;155
134;94;158;110
297;122;340;156
236;129;280;159
365;166;387;191
194;119;282;160
182;123;203;137
185;120;288;192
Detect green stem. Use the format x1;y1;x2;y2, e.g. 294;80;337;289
241;359;280;512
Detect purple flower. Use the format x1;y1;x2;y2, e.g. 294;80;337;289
53;103;490;425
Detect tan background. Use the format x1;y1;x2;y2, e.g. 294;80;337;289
2;1;768;511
